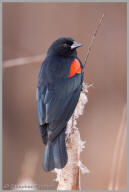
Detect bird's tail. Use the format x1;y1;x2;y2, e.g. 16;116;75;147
42;128;68;172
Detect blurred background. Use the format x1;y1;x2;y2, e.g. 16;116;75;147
2;2;127;190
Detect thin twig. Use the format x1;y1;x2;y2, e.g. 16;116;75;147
83;14;104;71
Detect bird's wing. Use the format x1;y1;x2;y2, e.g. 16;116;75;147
36;63;47;126
46;75;82;120
46;85;82;141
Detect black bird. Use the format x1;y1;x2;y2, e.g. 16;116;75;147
37;37;83;171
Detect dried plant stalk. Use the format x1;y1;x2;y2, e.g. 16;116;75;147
55;83;90;190
108;106;127;190
115;121;126;190
55;128;81;190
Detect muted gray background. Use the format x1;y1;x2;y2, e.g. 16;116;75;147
2;2;127;191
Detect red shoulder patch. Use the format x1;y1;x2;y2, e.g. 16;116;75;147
68;59;81;78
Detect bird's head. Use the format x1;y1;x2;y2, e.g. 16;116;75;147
47;37;83;57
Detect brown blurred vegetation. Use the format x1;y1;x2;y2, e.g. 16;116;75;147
2;2;127;190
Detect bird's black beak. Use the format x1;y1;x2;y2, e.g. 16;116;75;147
71;41;83;49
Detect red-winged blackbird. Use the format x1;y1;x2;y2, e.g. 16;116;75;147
37;37;83;171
